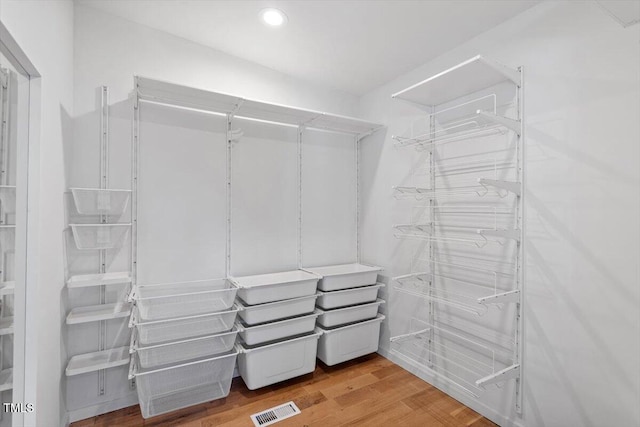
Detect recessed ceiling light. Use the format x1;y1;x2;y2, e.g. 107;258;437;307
260;8;287;27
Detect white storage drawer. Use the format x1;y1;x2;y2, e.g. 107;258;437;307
233;270;320;305
132;327;238;369
305;263;382;291
237;311;320;346
316;284;384;310
134;279;238;321
316;299;385;328
237;332;321;390
317;315;385;366
130;350;238;419
132;306;239;346
237;294;318;325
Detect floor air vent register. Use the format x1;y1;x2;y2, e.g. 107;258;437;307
250;401;301;427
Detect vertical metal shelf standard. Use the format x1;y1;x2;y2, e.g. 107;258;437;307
389;55;524;413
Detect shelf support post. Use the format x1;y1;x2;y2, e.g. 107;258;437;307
97;85;109;396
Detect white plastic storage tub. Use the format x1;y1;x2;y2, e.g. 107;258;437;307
132;327;238;369
70;188;131;216
70;223;130;250
304;263;382;291
237;311;320;346
237;332;321;390
134;279;238;321
316;299;385;328
316;284;384;310
131;306;239;346
233;270;320;305
131;350;238;419
236;294;318;325
317;315;385;366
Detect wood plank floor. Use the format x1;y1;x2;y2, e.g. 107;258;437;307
71;354;497;427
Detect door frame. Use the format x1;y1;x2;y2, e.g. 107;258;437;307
0;19;41;427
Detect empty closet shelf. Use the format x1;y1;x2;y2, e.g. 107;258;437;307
316;284;384;310
236;311;320;346
232;270;321;305
65;347;130;376
392;110;519;150
131;327;238;369
303;263;382;291
131;305;240;346
391;55;520;107
66;271;132;288
0;281;14;296
390;318;519;394
129;349;238;419
236;293;318;325
70;223;131;250
0;368;12;392
66;302;132;324
132;278;238;321
236;331;321;390
317;315;385;366
0;317;14;335
70;188;131;216
316;299;385;328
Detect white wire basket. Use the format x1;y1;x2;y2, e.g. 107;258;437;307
131;305;239;346
70;223;130;250
70;188;131;216
130;350;238;419
132;326;238;369
133;279;238;321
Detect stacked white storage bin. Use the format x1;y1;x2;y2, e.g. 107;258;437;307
305;264;386;366
128;279;240;418
233;270;322;390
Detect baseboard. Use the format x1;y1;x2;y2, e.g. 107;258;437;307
377;347;525;427
67;393;139;424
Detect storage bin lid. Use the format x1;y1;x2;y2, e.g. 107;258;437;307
232;270;320;288
304;263;382;277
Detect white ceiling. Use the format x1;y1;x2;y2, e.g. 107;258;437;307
77;0;539;96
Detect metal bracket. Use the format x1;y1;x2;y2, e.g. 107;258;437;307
476;110;521;135
229;129;244;143
476;364;521;388
478;228;520;242
477;290;520;305
478;178;521;196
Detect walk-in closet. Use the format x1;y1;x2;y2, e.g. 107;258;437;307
0;1;638;426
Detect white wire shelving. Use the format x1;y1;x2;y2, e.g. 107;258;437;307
390;55;524;412
65;87;133;389
390;318;520;397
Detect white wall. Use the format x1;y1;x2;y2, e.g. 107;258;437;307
0;1;74;426
358;1;639;427
67;4;360;421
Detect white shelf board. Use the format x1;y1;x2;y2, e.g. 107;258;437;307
66;271;132;288
0;368;12;392
135;76;383;136
65;347;130;377
66;302;132;325
392;55;521;107
0;281;15;296
0;317;13;335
